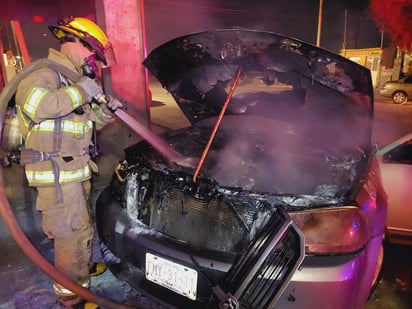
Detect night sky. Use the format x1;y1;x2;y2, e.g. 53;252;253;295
11;0;384;61
143;0;383;54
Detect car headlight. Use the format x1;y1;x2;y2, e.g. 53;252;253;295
289;206;368;254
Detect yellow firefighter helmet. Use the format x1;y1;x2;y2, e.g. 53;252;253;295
49;17;116;67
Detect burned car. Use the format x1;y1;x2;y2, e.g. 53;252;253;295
96;29;387;309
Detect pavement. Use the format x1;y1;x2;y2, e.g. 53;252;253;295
0;81;411;308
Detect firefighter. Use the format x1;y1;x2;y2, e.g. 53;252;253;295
14;17;122;308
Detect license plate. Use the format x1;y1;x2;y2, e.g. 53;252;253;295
145;253;198;300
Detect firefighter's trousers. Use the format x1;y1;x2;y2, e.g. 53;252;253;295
35;180;94;296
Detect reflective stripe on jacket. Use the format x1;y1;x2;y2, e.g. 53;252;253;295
27;118;93;134
25;165;91;184
21;85;84;120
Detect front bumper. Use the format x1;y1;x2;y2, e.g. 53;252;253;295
96;188;381;309
96;188;230;308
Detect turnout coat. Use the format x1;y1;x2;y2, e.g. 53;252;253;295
15;48;112;201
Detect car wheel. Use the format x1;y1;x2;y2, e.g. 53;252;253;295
392;91;408;104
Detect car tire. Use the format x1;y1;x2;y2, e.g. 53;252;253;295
392;91;408;104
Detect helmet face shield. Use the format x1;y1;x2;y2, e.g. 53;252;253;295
102;41;116;68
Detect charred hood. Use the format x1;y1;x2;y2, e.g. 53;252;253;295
140;28;375;199
143;29;374;146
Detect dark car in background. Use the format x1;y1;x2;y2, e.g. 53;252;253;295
96;28;387;309
379;76;412;104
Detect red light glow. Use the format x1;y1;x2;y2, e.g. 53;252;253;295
32;16;45;23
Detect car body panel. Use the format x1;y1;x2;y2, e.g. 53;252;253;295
276;234;383;309
376;132;412;245
96;29;386;308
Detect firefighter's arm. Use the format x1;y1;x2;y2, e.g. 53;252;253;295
75;77;104;102
16;69;101;122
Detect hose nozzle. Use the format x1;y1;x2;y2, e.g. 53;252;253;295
93;93;107;104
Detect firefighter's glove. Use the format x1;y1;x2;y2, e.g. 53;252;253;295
106;95;123;112
76;76;103;102
100;104;115;122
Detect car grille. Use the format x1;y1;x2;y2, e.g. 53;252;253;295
216;207;304;309
148;187;267;252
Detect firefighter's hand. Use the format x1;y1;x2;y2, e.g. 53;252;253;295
106;95;123;112
76;76;103;102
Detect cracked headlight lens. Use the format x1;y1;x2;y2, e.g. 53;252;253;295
289;206;368;254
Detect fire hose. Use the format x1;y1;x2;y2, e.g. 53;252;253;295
0;89;196;308
0;56;198;307
0;61;136;308
0;175;134;309
92;92;195;169
0;57;223;308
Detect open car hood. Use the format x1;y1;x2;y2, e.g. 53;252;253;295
142;29;375;200
143;28;374;150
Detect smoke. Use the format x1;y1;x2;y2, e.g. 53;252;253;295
144;0;320;53
369;0;412;49
205;82;370;196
